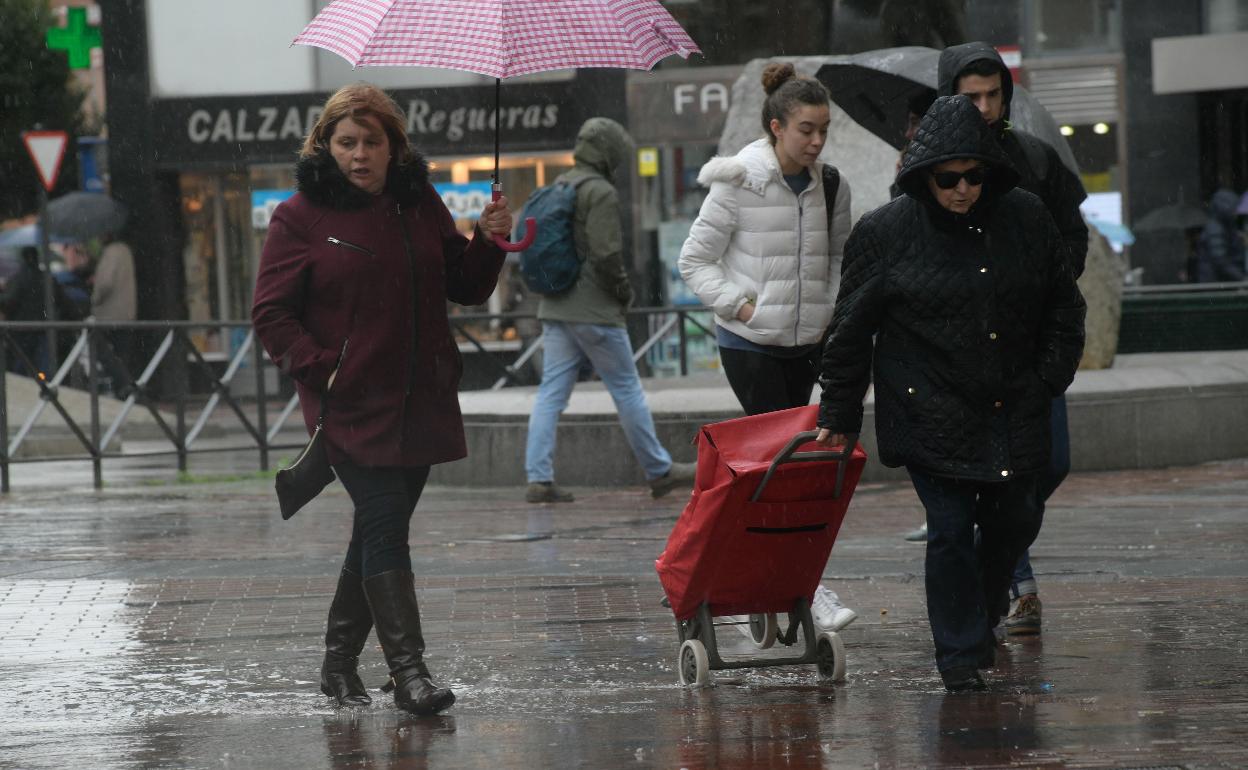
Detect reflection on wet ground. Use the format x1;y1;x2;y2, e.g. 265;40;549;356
1;458;1246;768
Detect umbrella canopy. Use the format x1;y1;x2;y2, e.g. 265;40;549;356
294;0;699;77
815;47;1080;176
1132;203;1208;233
43;192;128;241
294;0;699;252
0;223;75;249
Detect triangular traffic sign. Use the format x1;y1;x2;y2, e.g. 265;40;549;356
22;130;69;192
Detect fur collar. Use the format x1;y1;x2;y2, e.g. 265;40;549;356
697;138;822;197
295;149;430;211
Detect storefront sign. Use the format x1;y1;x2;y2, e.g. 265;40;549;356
637;147;659;177
154;80;600;168
626;65;741;144
251;189;296;229
433;182;493;221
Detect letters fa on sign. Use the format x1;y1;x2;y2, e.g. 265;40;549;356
672;83;730;116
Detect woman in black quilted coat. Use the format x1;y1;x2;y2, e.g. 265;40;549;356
815;95;1085;692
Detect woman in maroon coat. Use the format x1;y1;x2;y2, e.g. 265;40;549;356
252;83;511;715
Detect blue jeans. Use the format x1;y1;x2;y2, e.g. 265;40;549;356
525;321;672;483
1011;394;1070;597
909;467;1045;672
334;463;431;578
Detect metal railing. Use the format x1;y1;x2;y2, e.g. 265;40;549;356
0;320;300;493
449;305;715;389
0;307;716;491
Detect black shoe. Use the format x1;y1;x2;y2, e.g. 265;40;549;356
941;666;988;693
320;568;372;707
364;570;456;716
382;671;457;716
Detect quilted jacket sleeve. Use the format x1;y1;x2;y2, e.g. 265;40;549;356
826;180;853;296
1035;213;1088;395
251;203;339;394
1043;145;1090;279
817;215;887;434
679;181;750;320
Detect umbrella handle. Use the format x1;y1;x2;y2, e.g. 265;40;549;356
491;184;535;253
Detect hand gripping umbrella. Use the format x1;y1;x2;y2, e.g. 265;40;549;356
294;0;700;252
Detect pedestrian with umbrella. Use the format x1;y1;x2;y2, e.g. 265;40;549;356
252;83;515;716
285;0;700;716
1194;189;1247;283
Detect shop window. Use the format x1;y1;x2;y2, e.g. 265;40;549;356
1206;0;1248;32
428;152;574;353
1023;0;1121;56
180;172;255;357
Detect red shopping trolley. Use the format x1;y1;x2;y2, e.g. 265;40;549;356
655;405;866;687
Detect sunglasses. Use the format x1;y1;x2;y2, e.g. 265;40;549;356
931;167;987;189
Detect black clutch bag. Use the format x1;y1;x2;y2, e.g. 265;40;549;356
275;342;347;520
275;421;335;520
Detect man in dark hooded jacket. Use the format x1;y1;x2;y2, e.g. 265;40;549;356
937;41;1089;636
816;95;1085;691
1194;189;1246;283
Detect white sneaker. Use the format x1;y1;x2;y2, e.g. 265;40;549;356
812;585;857;632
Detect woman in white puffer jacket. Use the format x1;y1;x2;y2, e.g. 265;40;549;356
680;62;852;415
678;63;858;634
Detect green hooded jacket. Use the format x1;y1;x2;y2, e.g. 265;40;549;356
537;117;635;327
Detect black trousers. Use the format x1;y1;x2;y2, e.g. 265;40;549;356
334;463;431;578
718;346;818;416
908;467;1045;673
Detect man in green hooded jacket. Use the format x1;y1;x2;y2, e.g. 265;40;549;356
524;118;694;503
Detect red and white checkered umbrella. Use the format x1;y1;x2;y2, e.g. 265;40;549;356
294;0;699;78
294;0;700;250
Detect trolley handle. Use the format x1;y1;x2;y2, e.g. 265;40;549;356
750;430;859;502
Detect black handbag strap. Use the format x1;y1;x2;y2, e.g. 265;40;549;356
320;337;349;426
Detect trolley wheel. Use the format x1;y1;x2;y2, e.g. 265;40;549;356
748;613;779;649
678;639;712;688
815;631;847;682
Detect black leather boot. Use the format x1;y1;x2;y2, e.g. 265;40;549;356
320;568;373;707
363;569;455;716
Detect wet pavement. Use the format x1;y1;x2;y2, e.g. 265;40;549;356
2;456;1247;769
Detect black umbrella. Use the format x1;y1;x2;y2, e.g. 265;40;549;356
1132;203;1208;233
817;47;939;152
816;46;1080;175
44;191;128;241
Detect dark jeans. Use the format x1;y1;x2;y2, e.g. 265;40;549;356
334;463;431;578
1010;394;1070;597
909;467;1045;672
718;346;817;416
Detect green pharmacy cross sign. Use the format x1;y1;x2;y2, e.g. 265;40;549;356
46;7;101;70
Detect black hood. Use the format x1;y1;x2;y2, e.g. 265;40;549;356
896;95;1019;210
295;149;429;211
937;41;1014;121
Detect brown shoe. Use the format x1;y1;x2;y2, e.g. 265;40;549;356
526;482;574;503
1004;594;1042;636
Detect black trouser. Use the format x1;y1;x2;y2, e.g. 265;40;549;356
333;463;431;578
908;467;1045;673
718;346;817;416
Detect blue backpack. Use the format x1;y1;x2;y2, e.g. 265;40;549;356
516;174;595;295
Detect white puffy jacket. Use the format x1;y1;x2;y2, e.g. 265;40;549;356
679;138;852;348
